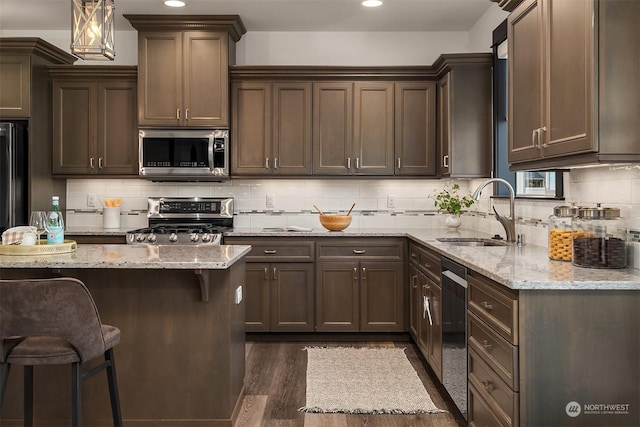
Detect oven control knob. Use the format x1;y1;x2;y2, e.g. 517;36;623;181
190;233;200;243
201;233;212;243
169;233;178;243
135;233;146;243
147;233;157;243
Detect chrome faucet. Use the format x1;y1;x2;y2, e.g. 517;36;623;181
472;178;516;242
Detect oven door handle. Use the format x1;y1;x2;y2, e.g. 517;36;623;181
442;270;468;288
423;295;433;326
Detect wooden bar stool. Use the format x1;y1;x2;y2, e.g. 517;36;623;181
0;277;123;427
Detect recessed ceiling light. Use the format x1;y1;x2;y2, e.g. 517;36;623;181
164;0;186;7
362;0;383;7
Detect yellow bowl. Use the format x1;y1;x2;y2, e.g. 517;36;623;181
319;214;352;231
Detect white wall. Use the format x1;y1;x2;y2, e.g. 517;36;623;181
467;4;508;52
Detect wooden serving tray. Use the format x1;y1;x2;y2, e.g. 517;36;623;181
0;240;77;256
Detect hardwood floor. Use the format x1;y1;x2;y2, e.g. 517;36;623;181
234;340;466;427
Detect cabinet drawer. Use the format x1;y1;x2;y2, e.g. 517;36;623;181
316;238;404;261
468;271;519;345
468;312;519;391
469;348;519;427
224;238;314;262
409;242;441;282
468;380;511;427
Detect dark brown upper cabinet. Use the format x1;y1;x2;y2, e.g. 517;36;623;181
50;66;138;176
394;81;437;176
232;81;312;176
125;15;245;128
435;54;492;178
508;0;640;170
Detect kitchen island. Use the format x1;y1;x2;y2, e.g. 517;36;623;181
0;244;251;427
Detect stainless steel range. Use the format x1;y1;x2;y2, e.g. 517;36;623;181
126;197;233;245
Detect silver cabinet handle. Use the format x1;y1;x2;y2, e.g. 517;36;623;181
263;267;268;280
361;267;366;280
355;157;360;169
347;157;351;169
272;267;277;280
397;158;401;169
411;275;418;288
274;158;278;169
482;339;493;351
532;129;538;147
98;157;103;169
185;108;190;120
263;249;277;254
353;249;366;254
482;380;495;393
540;126;547;148
442;155;449;168
265;158;270;169
353;267;358;281
90;157;95;169
481;301;493;311
176;109;180;120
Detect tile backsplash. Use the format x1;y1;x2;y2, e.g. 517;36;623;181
66;165;640;251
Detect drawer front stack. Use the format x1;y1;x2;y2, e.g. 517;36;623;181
467;270;519;427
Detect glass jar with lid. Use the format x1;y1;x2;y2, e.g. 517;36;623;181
572;205;627;268
548;205;578;261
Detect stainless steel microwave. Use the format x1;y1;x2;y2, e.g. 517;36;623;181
138;129;229;181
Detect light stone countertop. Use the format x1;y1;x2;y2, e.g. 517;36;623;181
227;227;640;291
0;244;251;270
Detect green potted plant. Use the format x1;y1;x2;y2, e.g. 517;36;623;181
431;183;475;228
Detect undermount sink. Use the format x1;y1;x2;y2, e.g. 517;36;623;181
436;237;509;247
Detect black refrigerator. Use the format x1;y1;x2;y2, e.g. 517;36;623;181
0;121;29;235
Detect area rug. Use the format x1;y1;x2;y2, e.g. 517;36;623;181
299;346;446;415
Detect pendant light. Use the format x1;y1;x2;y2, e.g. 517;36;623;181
71;0;115;60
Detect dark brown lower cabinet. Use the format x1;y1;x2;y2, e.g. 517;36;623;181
244;262;314;332
315;260;404;332
408;264;420;339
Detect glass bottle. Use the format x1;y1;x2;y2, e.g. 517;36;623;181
572;205;627;268
46;196;65;244
548;205;578;261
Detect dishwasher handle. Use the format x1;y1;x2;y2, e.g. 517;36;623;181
442;269;468;288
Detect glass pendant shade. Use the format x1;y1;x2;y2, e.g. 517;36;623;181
71;0;115;60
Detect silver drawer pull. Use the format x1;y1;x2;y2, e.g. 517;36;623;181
353;249;366;254
482;340;493;351
411;252;417;259
482;380;495;393
481;301;493;311
423;262;431;268
264;250;277;254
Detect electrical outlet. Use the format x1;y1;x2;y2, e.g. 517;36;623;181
387;195;396;209
87;193;97;207
235;286;243;305
266;194;275;209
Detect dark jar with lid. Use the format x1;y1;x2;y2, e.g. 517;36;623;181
548;205;578;261
572;205;627;268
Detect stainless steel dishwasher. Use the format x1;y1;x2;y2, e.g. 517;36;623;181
441;257;468;420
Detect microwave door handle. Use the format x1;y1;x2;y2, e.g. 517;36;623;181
208;136;215;172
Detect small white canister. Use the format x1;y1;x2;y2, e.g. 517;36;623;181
103;207;121;229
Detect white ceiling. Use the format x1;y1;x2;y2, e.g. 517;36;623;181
0;0;494;32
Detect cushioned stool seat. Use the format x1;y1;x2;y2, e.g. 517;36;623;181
0;278;123;427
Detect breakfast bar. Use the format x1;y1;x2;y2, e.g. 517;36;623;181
0;244;251;427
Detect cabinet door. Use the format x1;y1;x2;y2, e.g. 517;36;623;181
315;262;359;331
97;80;138;174
395;81;437;176
52;81;96;174
353;82;394;175
541;0;594;157
508;0;544;163
270;263;314;331
245;263;270;332
137;31;182;126
360;261;405;332
437;75;451;175
408;264;420;340
0;54;30;118
272;82;313;175
427;282;442;381
313;82;353;175
231;82;272;175
183;31;229;127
